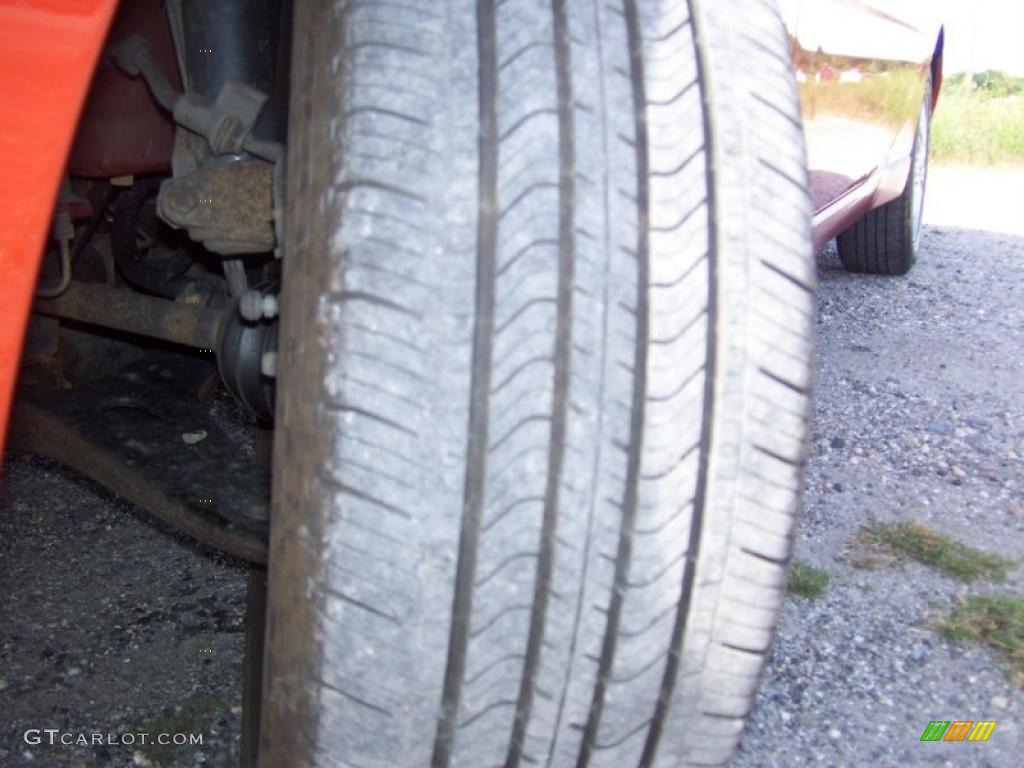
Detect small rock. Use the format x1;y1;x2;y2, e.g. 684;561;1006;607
990;695;1009;710
182;430;208;445
828;727;842;740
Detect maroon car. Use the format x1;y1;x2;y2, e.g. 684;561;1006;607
793;0;942;274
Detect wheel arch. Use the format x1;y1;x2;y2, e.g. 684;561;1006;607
930;25;945;112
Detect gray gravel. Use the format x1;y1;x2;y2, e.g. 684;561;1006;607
0;395;251;768
1;167;1021;767
736;167;1024;767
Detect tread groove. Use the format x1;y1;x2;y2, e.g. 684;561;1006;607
318;584;403;626
544;0;618;761
639;2;719;764
506;2;576;763
575;1;650;765
313;675;393;717
431;3;499;764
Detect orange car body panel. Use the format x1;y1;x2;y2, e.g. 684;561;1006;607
0;0;117;455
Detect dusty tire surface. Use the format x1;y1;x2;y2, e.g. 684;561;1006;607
837;84;932;276
262;1;814;767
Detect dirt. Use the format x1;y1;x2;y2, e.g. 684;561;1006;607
0;392;254;768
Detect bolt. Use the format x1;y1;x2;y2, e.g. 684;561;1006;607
261;294;279;319
261;351;277;378
239;290;264;321
158;180;197;220
240;290;278;321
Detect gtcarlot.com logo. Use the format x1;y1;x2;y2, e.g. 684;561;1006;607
24;729;203;747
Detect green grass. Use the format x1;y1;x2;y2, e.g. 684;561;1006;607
859;522;1016;582
941;594;1024;685
796;67;1024;165
788;562;830;599
931;89;1024;165
946;70;1024;99
799;68;921;129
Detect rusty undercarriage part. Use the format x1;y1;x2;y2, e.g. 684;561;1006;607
110;33;282;259
33;281;225;351
33;281;278;422
10;353;269;564
158;159;275;255
109;24;286;264
111;35;282;164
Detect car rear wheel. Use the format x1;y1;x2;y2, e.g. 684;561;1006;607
260;1;814;766
837;82;932;276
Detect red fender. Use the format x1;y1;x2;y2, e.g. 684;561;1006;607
0;0;117;457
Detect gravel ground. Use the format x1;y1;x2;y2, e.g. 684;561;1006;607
735;166;1024;767
1;167;1021;767
0;397;252;768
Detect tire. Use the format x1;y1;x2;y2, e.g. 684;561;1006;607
261;1;814;767
837;82;932;275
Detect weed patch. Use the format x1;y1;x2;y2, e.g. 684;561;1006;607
941;594;1024;685
788;562;830;599
857;522;1016;582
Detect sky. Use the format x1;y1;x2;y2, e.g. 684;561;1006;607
781;1;1024;76
933;0;1024;75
